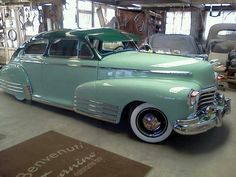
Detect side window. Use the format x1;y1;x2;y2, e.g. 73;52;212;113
78;42;94;59
24;40;48;55
49;39;78;57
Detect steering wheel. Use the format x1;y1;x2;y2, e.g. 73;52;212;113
113;45;124;51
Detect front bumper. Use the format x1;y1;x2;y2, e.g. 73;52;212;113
174;94;231;135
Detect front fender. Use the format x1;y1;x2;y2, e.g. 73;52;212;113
95;78;201;124
0;63;31;100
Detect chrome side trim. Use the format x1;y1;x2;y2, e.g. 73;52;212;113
74;109;118;124
99;67;139;71
0;79;23;93
74;97;120;124
100;67;192;77
0;79;22;86
0;83;22;90
20;60;43;64
79;65;97;68
43;62;97;68
150;70;192;76
44;63;75;67
0;85;23;93
32;96;73;111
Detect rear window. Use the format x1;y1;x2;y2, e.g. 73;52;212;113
218;30;236;39
24;40;48;55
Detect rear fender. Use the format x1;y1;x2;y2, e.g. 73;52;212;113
0;63;32;100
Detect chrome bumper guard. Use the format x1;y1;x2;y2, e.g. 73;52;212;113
174;95;231;135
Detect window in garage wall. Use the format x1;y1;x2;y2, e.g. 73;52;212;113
204;11;236;39
94;4;115;28
165;11;191;35
78;0;115;28
63;0;77;28
78;0;93;28
94;5;105;28
64;0;115;28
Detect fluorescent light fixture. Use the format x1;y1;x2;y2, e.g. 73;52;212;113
128;4;141;10
44;3;53;6
132;4;141;8
205;4;231;6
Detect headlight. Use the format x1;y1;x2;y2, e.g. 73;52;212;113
188;90;200;106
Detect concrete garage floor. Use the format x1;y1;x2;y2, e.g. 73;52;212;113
0;88;235;177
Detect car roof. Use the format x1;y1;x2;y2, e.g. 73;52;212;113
32;28;134;42
207;23;236;41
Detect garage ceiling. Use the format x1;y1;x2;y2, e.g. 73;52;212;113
90;0;236;7
1;0;235;7
0;0;56;5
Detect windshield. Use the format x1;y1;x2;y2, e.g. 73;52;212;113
148;34;200;55
89;38;137;57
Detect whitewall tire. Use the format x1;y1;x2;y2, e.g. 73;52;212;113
130;103;173;143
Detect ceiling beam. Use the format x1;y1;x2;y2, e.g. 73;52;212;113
89;0;117;5
116;0;187;6
89;0;236;6
89;0;203;8
179;0;191;3
0;0;63;5
191;0;236;4
89;0;235;9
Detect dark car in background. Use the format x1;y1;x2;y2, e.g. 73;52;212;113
206;23;236;55
206;23;236;65
206;23;236;88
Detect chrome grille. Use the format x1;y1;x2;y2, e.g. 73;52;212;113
197;87;216;110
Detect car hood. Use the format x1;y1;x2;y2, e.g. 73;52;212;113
99;51;216;88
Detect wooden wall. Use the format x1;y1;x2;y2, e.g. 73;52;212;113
116;9;165;43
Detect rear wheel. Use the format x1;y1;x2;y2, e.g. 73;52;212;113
129;103;172;143
15;95;25;101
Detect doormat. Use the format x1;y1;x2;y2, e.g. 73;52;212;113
0;131;151;177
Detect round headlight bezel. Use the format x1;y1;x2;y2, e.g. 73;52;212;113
188;90;200;106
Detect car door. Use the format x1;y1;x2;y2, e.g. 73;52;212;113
20;39;48;97
41;38;98;108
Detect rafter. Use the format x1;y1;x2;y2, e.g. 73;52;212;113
191;0;236;4
116;0;188;6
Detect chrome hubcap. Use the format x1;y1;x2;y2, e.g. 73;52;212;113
142;113;161;131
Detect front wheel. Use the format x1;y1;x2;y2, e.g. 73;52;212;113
129;103;172;143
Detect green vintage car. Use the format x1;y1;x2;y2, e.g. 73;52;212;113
0;28;231;143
